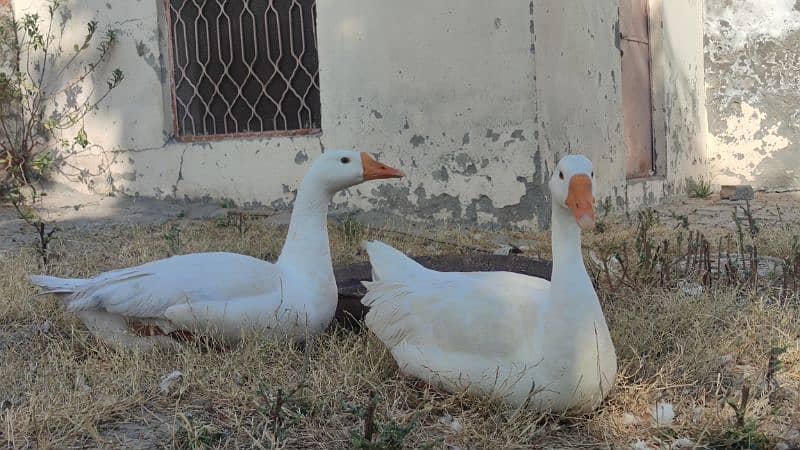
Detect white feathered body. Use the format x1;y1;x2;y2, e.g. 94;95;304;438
361;241;616;411
31;252;336;349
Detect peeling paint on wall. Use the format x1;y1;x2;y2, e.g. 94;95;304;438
12;0;708;229
705;0;800;189
709;102;793;185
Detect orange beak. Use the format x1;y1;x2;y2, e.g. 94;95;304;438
361;152;405;181
565;174;596;231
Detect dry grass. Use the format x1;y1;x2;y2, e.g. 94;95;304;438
1;210;799;449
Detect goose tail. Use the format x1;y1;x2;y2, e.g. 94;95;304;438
28;274;86;295
362;240;428;283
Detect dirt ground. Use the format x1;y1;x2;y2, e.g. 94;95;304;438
1;190;798;449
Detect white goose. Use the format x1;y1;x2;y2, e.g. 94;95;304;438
361;154;616;411
29;150;404;349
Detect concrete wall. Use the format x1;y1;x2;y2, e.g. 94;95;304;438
10;0;708;229
705;0;800;190
533;1;627;212
660;0;710;192
319;1;545;228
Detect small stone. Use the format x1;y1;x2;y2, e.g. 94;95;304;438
438;414;463;433
671;438;695;449
651;402;675;427
775;443;789;450
35;321;52;334
678;280;704;296
719;354;735;367
159;370;184;394
621;412;643;425
630;440;652;450
756;256;783;277
692;406;704;424
588;252;622;275
75;373;91;392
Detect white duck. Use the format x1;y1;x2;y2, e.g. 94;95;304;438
29;150;404;349
361;154;616;411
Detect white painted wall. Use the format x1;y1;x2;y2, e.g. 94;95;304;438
10;0;707;229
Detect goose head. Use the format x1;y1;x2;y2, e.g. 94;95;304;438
309;150;405;193
549;154;595;231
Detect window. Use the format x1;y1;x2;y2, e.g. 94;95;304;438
165;0;321;141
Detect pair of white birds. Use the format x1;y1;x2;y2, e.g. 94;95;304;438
29;150;616;413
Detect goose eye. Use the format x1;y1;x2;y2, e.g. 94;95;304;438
591;171;594;178
559;171;564;180
340;157;351;164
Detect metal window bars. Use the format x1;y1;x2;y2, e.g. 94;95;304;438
165;0;321;141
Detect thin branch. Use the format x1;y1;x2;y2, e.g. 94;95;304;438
42;36;115;102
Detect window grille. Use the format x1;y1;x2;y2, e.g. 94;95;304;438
165;0;321;141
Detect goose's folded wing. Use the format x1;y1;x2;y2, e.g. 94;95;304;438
65;252;281;319
162;290;297;338
363;272;549;358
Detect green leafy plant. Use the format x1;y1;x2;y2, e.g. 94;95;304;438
9;190;59;266
686;177;713;199
704;385;771;449
254;382;313;443
345;392;429;450
164;224;182;256
0;0;123;265
174;413;227;450
1;1;123;195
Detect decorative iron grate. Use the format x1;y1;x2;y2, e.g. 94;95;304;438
165;0;321;141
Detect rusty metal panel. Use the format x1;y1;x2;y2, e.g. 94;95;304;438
620;0;650;43
621;39;654;178
620;0;654;178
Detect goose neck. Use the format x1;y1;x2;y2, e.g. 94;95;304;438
550;202;591;289
278;177;333;271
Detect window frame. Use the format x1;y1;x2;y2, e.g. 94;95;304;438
162;0;322;142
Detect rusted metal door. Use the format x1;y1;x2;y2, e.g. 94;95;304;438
620;0;654;178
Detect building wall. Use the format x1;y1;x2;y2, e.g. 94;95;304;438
11;0;707;229
660;0;710;194
705;0;800;190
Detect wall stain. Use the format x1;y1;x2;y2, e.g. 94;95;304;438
433;166;449;182
485;128;501;142
610;69;617;94
294;150;308;164
135;41;161;81
466;151;550;229
362;151;549;229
